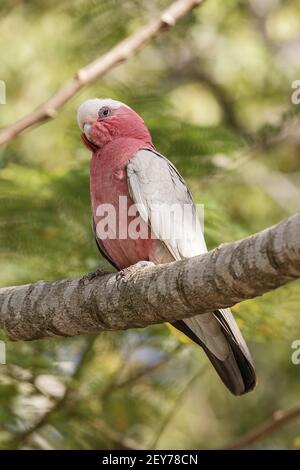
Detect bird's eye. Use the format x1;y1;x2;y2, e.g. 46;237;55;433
98;106;112;119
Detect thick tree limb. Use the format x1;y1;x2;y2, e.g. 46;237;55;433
0;0;205;146
0;213;299;342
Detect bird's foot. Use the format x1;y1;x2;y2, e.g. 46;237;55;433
81;268;109;285
116;261;154;282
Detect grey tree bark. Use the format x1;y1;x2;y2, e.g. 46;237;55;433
0;213;299;342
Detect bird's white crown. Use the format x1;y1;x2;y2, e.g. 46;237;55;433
77;98;129;130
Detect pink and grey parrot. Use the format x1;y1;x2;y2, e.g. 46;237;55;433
77;98;256;395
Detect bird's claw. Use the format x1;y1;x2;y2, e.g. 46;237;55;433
116;261;154;282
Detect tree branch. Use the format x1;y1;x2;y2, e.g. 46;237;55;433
225;405;300;450
0;0;205;146
150;368;204;449
0;213;299;342
101;344;183;399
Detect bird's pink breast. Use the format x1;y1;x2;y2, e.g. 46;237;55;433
90;137;155;269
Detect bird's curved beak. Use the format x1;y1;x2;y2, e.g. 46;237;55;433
81;132;99;152
81;123;99;152
83;123;92;140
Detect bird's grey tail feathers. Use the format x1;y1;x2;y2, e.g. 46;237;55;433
172;310;256;396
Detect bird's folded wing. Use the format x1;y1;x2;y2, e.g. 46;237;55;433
127;148;207;259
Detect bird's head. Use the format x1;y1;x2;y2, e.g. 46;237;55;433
77;98;153;152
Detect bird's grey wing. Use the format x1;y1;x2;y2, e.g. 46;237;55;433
127;148;256;395
127;148;207;259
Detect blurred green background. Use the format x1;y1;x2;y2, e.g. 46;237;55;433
0;0;300;450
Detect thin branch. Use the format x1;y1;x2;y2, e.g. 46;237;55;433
0;0;205;146
89;418;143;450
225;405;300;450
150;368;204;449
0;213;300;342
101;344;183;399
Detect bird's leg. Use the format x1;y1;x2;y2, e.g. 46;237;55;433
116;261;154;282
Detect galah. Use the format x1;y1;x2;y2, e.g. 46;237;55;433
77;98;256;395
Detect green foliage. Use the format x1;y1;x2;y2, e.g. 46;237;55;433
0;0;300;450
